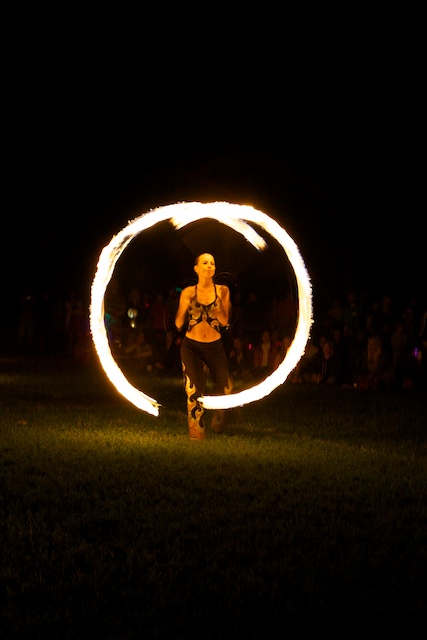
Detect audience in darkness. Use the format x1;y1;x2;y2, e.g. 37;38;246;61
6;279;427;390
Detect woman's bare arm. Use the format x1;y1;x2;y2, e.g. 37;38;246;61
215;285;231;326
175;287;193;331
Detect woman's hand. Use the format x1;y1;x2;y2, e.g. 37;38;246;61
216;285;231;326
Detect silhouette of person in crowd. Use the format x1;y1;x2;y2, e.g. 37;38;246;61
354;333;394;389
125;329;154;371
228;335;253;387
252;329;278;380
104;278;126;353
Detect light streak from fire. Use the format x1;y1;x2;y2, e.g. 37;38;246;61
90;202;312;416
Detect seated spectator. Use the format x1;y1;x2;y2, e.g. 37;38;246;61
274;334;293;370
288;338;319;384
303;336;343;385
125;330;154;371
354;334;394;389
390;320;408;370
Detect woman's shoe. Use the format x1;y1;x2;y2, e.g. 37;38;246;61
211;410;225;434
188;411;206;440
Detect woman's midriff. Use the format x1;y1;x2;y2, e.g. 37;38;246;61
186;322;221;343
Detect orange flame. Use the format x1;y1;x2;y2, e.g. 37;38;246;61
90;202;312;415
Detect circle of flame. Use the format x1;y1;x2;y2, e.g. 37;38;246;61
90;202;312;416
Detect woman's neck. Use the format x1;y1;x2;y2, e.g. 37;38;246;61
198;277;214;289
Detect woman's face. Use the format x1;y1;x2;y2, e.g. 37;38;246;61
195;254;216;278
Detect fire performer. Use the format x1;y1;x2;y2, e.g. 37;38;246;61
175;253;232;440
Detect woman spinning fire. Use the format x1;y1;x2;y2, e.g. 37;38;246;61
175;253;232;440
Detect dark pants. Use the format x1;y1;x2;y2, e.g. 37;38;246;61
180;336;230;428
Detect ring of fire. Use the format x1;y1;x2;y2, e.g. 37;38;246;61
90;202;312;416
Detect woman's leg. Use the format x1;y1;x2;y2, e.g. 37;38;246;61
180;338;207;439
203;340;232;433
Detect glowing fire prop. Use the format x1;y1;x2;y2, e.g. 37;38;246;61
90;202;312;416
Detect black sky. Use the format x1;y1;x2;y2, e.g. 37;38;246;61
5;39;424;323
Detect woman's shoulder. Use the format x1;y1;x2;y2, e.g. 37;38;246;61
217;284;230;296
181;285;196;298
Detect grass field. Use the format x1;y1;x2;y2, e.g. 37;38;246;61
1;357;426;639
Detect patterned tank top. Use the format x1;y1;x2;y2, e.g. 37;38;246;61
187;285;221;333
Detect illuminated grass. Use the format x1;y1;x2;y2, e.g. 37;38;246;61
0;359;426;638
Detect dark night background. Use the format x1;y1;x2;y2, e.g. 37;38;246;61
3;25;424;340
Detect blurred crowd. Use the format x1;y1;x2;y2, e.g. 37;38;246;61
4;279;427;391
296;290;426;390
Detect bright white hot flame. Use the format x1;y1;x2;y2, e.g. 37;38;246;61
171;204;267;251
90;202;312;414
